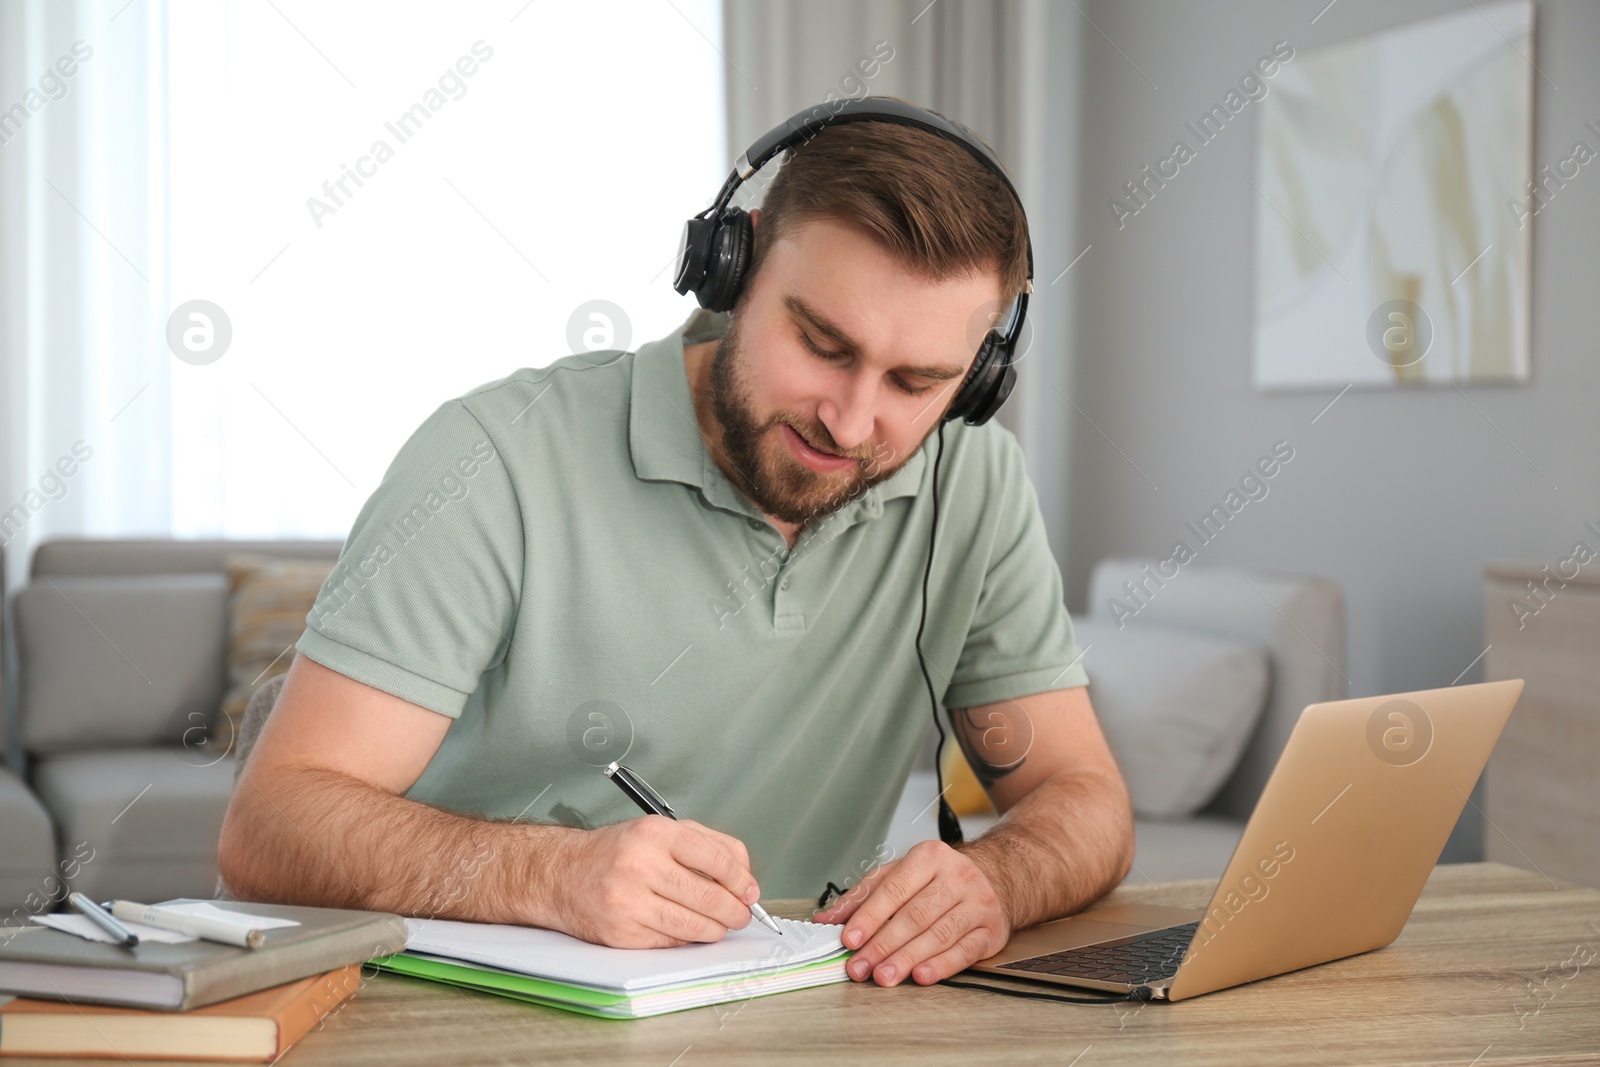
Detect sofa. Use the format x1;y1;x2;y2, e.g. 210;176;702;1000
886;557;1348;883
2;540;1344;916
5;538;341;911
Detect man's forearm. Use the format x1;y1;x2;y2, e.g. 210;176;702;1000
954;769;1135;931
219;766;578;926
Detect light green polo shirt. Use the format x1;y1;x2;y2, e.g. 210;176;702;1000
296;308;1088;898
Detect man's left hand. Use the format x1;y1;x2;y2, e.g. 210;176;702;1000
811;840;1012;986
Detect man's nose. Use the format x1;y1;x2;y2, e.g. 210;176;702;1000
818;373;878;454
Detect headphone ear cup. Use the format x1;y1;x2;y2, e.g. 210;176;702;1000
966;357;1016;425
946;332;1017;426
945;331;1002;425
673;215;714;299
700;208;753;313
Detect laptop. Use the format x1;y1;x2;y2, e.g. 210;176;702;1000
968;678;1524;1001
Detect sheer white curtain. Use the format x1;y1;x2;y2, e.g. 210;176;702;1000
2;0;728;594
166;0;725;539
1;0;173;596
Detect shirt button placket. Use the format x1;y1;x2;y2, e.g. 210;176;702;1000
773;557;805;631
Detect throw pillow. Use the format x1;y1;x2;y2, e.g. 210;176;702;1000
1071;617;1270;818
221;553;336;747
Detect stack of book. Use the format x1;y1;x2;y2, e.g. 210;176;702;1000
0;899;406;1061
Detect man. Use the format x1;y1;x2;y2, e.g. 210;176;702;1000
219;110;1134;990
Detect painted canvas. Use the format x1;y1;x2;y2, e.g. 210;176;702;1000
1253;0;1534;389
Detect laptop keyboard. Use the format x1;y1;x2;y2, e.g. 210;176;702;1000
998;921;1200;985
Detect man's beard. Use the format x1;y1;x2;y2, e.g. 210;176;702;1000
707;312;923;527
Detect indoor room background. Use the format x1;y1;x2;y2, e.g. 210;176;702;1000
3;0;1596;874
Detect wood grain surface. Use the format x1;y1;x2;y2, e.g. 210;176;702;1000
7;864;1596;1066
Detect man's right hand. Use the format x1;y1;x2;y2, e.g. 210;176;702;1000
221;656;763;947
548;815;761;948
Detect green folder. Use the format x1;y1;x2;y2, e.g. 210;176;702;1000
371;949;852;1020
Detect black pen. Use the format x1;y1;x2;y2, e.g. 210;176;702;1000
68;892;139;949
603;761;783;935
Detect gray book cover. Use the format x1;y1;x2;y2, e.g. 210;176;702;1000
0;899;408;1011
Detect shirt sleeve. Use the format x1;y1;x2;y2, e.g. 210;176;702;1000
295;399;523;719
942;429;1089;710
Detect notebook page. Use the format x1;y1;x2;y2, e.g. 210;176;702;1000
404;915;847;994
621;958;852;1017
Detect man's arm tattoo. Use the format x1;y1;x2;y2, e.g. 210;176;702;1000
951;705;1032;787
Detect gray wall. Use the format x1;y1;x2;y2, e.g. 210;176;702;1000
1060;0;1598;696
1055;0;1599;860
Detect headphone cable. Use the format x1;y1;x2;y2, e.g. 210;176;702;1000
915;421;963;847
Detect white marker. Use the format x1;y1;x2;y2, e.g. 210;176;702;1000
105;901;268;949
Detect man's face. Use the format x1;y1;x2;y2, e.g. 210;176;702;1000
709;216;1004;526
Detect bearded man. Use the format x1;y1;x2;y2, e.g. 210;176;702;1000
221;99;1133;990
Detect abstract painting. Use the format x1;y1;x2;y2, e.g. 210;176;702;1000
1253;0;1534;389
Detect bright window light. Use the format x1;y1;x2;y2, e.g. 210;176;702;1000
166;1;725;537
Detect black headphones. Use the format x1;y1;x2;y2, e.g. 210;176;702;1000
673;97;1032;427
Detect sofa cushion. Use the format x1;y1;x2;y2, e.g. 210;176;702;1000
16;575;228;753
222;554;335;742
1072;617;1270;818
31;749;236;902
1129;815;1248;883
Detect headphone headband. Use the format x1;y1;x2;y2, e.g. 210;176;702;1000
714;98;1033;286
674;97;1031;425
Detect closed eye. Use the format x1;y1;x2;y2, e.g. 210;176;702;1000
798;329;934;397
796;327;847;364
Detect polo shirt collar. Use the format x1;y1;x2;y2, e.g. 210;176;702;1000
628;309;927;520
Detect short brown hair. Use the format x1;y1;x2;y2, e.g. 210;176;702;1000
743;101;1029;308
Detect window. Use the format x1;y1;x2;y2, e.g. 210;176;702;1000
165;0;725;536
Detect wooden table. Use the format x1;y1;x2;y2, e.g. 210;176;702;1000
13;863;1599;1066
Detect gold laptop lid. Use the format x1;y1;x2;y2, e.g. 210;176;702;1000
1167;678;1523;1000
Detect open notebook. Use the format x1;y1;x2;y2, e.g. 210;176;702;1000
371;915;852;1019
